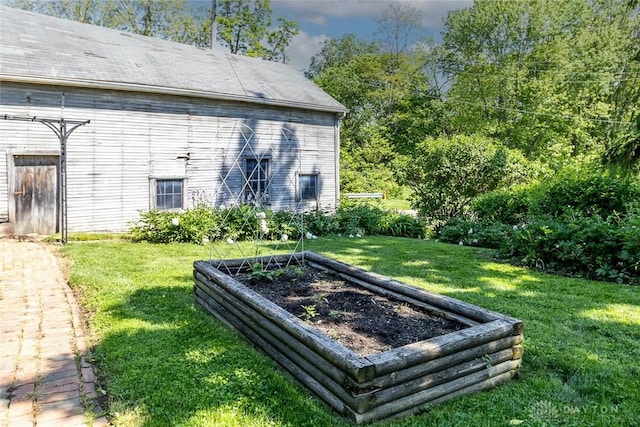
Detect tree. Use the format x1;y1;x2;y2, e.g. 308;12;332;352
8;0;298;62
107;0;198;38
375;2;424;60
8;0;207;42
605;115;640;172
307;6;446;193
216;0;270;57
306;34;379;79
8;0;99;23
440;0;640;166
395;135;540;223
263;17;299;63
603;0;640;172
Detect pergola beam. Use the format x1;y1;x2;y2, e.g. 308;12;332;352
2;115;90;243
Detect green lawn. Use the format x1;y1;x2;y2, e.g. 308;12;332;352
380;198;412;211
63;237;640;426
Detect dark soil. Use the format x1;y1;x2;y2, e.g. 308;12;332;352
238;265;467;356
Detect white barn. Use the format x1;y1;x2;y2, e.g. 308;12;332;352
0;7;346;236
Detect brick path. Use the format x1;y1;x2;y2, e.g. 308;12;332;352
0;239;107;426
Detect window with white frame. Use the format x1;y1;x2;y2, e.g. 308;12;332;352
299;174;318;201
152;178;184;210
245;158;270;203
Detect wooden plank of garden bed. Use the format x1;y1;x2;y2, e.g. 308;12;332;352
303;251;524;333
197;271;522;395
195;274;350;386
352;334;523;391
197;270;522;398
194;290;350;417
194;261;375;382
367;319;516;376
194;280;373;413
368;348;518;407
383;369;516;423
351;359;520;424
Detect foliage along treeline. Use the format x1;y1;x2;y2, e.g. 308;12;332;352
8;0;299;63
307;0;639;198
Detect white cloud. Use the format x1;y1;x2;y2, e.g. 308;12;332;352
286;30;328;72
275;0;474;71
276;0;391;22
275;0;473;32
303;14;329;26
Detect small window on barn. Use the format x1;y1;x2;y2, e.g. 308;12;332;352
152;179;184;210
245;158;270;204
299;174;318;201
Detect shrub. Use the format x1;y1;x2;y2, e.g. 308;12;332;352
129;210;177;243
334;201;384;236
302;209;340;236
216;204;259;241
439;219;515;249
180;206;221;242
529;167;640;218
395;134;545;224
267;209;303;240
497;213;639;284
129;206;220;244
377;210;426;238
472;184;534;225
333;201;425;238
130;202;426;244
440;211;639;285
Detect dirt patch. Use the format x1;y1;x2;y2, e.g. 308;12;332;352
238;266;467;356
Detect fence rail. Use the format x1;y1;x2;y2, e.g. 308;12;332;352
343;192;384;199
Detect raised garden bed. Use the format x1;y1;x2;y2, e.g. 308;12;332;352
193;251;524;424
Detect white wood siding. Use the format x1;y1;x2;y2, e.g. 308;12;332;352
0;83;339;232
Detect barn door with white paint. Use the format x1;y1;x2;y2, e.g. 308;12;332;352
13;155;59;235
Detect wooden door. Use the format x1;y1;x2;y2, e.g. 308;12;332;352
13;155;59;235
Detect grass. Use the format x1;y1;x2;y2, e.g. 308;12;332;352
62;237;640;426
380;198;412;211
44;232;129;242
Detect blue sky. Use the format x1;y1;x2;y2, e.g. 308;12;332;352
270;0;473;71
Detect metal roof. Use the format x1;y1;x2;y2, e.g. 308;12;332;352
0;6;347;114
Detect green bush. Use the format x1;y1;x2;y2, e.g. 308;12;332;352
474;167;639;224
395;134;545;224
266;209;303;241
302;209;340;236
129;206;220;244
472;184;534;225
334;201;384;236
497;213;639;284
130;202;426;244
439;219;515;249
440;211;639;285
215;205;256;241
377;210;426;238
333;201;425;238
529;167;640;218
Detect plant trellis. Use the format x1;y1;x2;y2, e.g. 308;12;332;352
207;120;305;271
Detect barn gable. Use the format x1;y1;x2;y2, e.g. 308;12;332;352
0;6;346;235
